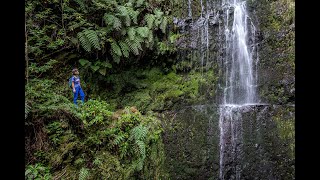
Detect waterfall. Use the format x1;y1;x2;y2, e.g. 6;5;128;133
219;0;259;179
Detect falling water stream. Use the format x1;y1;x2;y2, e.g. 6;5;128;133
218;0;259;179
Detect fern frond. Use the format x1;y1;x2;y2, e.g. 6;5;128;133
125;38;139;55
127;27;136;41
160;16;168;33
135;0;145;7
111;51;121;63
144;14;155;29
147;31;153;43
104;13;115;26
127;7;139;24
113;134;125;146
136;27;149;38
145;32;154;49
129;125;148;141
84;29;101;50
119;40;130;58
111;41;122;56
117;6;131;26
136;140;146;156
133;37;143;51
77;31;92;52
104;14;122;30
79;167;90;180
113;17;122;30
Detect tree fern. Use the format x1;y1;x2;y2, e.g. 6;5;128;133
144;14;155;29
119;40;130;58
160;16;168;33
78;167;90;180
77;31;92;52
84;29;101;50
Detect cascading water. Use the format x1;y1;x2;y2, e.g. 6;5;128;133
218;0;260;179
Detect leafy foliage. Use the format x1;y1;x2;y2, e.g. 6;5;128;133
25;163;52;180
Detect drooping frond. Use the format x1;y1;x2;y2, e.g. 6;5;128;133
136;27;149;38
104;13;122;30
111;41;122;56
144;14;155;29
160;16;168;33
119;40;130;58
117;6;131;26
111;51;121;63
84;29;101;50
127;7;139;24
77;31;92;52
125;38;139;55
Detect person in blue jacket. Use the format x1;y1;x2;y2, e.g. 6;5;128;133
71;68;85;105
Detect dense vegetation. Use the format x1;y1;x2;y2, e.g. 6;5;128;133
25;0;183;179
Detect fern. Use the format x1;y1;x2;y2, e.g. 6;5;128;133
84;29;101;50
136;27;149;38
77;31;92;52
113;134;126;146
136;140;146;157
119;40;130;58
125;38;139;55
104;14;122;30
127;7;139;24
144;14;155;29
111;51;121;63
111;41;122;56
127;27;136;41
160;16;168;33
135;0;145;7
78;167;90;180
117;6;131;26
129;125;148;141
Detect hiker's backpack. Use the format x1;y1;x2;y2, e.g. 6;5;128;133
68;76;73;89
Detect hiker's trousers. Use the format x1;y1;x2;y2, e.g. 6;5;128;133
74;86;85;105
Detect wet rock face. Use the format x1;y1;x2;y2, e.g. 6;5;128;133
162;104;294;180
162;104;220;180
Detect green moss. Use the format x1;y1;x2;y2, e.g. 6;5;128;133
272;107;295;158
